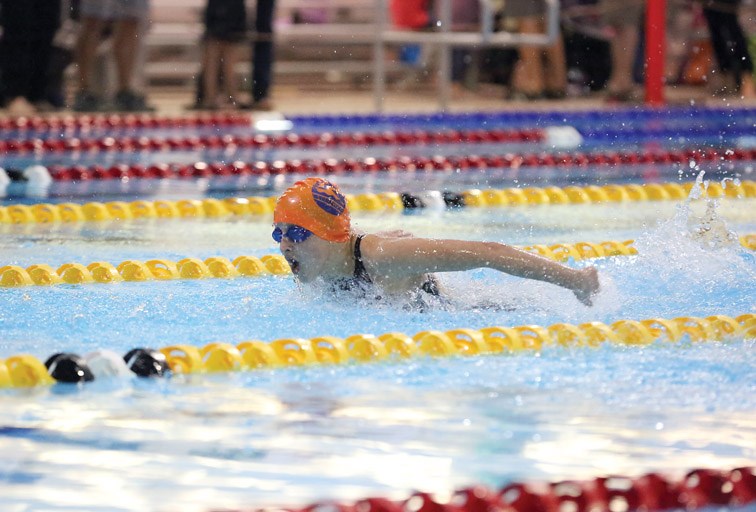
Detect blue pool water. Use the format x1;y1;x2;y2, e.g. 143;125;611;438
1;108;755;511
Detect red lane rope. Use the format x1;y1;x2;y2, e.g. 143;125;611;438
0;112;252;132
43;147;756;181
0;128;544;155
274;467;755;512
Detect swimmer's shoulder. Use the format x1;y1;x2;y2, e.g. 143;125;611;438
354;233;383;263
357;231;411;252
355;233;403;274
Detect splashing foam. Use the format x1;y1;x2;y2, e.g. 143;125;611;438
598;171;756;319
636;171;745;262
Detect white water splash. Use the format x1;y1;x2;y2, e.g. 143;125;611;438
593;171;756;319
637;171;745;261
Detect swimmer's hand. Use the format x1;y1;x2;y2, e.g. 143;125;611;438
573;267;600;306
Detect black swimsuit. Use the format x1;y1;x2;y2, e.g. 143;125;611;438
336;235;441;297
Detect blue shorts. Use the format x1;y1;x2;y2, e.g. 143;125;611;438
80;0;149;20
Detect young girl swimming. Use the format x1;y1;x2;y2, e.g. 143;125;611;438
273;178;600;306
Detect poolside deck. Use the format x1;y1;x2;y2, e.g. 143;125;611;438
145;81;744;117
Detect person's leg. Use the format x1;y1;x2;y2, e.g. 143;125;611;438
711;4;755;98
202;39;222;108
252;0;275;104
606;24;639;95
701;7;731;74
111;18;140;93
107;0;153;110
543;31;567;97
599;0;643;100
221;42;242;106
75;16;106;93
512;16;546;97
701;5;754;98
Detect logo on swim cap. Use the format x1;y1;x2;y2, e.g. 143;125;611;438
311;179;346;216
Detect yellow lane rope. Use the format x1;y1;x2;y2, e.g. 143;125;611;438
1;313;753;387
1;180;753;225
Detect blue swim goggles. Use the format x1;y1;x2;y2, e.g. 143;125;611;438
272;225;313;243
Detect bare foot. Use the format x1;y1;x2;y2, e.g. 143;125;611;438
574;266;600;306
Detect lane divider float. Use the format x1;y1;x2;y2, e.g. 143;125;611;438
285;105;756;127
0;112;253;133
11;147;756;182
1;180;753;225
0;254;290;286
0;127;544;154
236;467;756;512
1;314;753;386
2;235;755;288
3;105;753;134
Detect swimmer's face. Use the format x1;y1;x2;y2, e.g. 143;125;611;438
274;223;332;283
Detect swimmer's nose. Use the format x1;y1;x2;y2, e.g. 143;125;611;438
279;238;293;252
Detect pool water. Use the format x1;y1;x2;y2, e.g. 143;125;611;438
1;108;755;511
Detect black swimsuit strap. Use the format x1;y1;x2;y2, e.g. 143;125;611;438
353;234;372;282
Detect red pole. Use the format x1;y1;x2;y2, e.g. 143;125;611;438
645;0;666;105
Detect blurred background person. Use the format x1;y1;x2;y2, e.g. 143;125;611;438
451;0;482;97
700;0;755;99
74;0;151;111
598;0;644;102
201;0;247;109
388;0;432;87
245;0;276;110
559;0;613;97
45;0;79;110
0;0;62;115
503;0;567;100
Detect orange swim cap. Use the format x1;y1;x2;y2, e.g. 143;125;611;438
273;178;351;242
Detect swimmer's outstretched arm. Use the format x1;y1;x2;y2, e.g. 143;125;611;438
366;236;600;305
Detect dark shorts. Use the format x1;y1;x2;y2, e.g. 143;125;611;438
205;0;247;42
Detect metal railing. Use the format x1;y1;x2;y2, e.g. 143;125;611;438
372;0;560;111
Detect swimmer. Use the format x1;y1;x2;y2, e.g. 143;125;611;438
273;178;600;306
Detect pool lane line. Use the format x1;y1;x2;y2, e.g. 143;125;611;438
2;105;752;134
1;313;753;387
0;127;545;155
284;105;756;127
277;466;756;512
2;235;755;288
196;467;756;512
2;123;754;155
8;147;755;182
1;180;754;225
0;112;253;133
